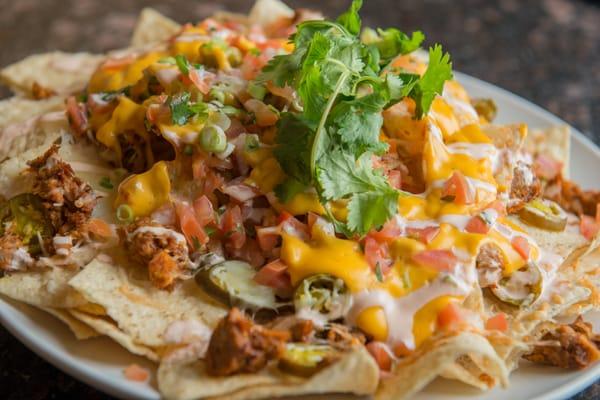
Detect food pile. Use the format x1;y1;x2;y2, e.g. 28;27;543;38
0;1;599;399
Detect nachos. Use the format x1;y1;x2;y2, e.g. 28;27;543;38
1;1;599;399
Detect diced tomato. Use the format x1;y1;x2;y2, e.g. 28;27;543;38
254;259;292;291
485;313;508;332
580;215;600;241
145;104;170;124
437;302;463;330
368;218;403;243
278;213;309;240
192;156;208;180
123;363;149;382
441;171;474;205
511;236;530;259
240;53;269;80
221;205;246;249
307;212;319;231
86;218;114;240
176;203;209;249
534;154;562;181
386;170;402;190
256;226;280;252
187;68;214;94
485;200;506;217
277;211;294;224
364;237;392;274
244;99;279;127
193;195;215;226
405;226;440;244
266;82;295;103
465;215;490;234
412;249;457;272
392;341;412;357
221;183;260;203
366;341;392;372
65;96;88;137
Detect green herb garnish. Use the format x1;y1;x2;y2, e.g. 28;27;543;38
257;0;452;234
99;176;114;190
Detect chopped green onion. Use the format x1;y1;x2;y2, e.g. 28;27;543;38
183;144;194;156
244;134;260;151
116;204;134;224
99;176;113;190
209;88;225;104
199;125;227;153
158;56;176;64
375;262;383;282
221;105;242;117
249;48;262;56
208;111;231;131
174;54;190;75
247;81;267;100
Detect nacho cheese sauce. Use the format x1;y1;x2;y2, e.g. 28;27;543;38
79;14;563;353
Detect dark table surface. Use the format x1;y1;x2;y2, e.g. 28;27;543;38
0;0;598;399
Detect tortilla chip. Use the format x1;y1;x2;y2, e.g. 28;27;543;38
0;96;65;129
525;125;570;178
42;306;99;340
158;346;378;400
69;258;227;348
0;108;68;162
69;309;161;361
509;216;587;259
248;0;294;28
0;52;103;96
376;332;508;399
0;268;87;308
131;8;181;47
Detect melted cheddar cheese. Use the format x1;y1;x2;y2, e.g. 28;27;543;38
115;161;171;217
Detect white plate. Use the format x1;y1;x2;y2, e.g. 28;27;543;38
1;72;599;400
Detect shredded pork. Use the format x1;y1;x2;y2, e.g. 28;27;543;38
524;317;600;369
206;308;290;376
27;145;97;237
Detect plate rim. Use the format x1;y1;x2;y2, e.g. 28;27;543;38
1;71;599;400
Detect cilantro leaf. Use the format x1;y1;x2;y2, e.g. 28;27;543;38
274;178;306;203
410;44;453;118
336;0;363;36
317;152;392;200
174;54;190;75
273;113;315;185
347;191;399;234
168;92;209;125
372;29;425;65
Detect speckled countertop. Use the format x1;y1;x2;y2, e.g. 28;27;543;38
0;0;598;399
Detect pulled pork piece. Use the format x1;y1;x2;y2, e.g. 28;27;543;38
524;317;600;369
27;145;97;236
0;230;34;272
319;323;366;349
476;243;504;287
206;308;290;376
31;82;57;100
508;161;541;213
125;218;192;289
543;174;600;217
290;319;314;343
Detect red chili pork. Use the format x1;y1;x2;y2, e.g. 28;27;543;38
508;161;541;213
475;242;504;288
0;230;33;272
206;308;290;376
27;145;97;237
543;174;600;217
524;317;600;369
124;218;192;289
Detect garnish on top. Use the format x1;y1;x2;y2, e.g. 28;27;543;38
258;0;452;234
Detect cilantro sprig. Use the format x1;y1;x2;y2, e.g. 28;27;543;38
258;0;452;235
